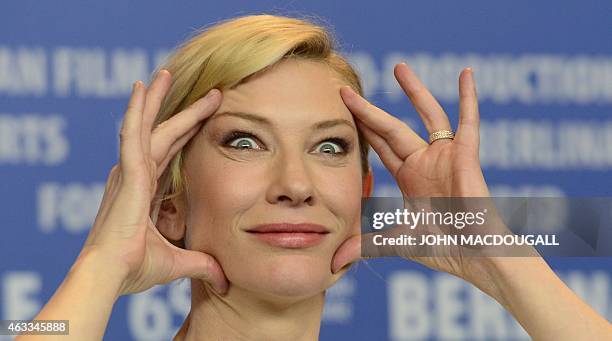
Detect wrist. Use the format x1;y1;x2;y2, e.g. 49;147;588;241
471;257;548;312
72;246;131;298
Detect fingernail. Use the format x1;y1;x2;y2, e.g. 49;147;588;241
214;282;228;296
133;81;141;90
332;261;348;274
341;86;356;98
205;89;219;100
332;258;347;273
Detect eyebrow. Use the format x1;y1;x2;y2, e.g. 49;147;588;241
210;111;356;132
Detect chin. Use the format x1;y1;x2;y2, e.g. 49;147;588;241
227;252;338;299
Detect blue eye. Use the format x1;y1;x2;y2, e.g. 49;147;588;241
315;138;349;155
221;131;351;156
317;142;342;154
223;131;263;150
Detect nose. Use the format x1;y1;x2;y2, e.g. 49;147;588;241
266;152;315;207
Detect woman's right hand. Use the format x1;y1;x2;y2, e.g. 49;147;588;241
78;70;228;296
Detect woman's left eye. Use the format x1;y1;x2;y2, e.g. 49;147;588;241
314;138;349;155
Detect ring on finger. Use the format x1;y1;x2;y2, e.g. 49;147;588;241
429;130;455;144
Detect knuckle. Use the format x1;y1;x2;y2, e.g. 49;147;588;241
119;129;132;140
151;92;165;104
109;165;121;178
200;255;215;275
104;165;121;190
365;101;376;112
411;86;427;97
153;120;169;132
126;103;140;113
459;91;470;99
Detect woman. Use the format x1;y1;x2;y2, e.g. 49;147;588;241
22;14;610;340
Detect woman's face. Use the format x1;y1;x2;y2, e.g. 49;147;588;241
180;58;364;299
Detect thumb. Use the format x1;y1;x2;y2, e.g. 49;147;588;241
171;248;229;295
331;234;362;273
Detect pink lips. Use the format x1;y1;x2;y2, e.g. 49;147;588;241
246;223;330;249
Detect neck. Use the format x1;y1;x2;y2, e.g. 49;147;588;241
174;279;325;341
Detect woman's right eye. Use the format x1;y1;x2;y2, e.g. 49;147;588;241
222;131;264;151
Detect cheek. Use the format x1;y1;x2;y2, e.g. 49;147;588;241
183;157;265;251
183;148;363;250
313;165;363;234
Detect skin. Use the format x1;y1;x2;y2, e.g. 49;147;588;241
20;59;611;340
161;59;370;340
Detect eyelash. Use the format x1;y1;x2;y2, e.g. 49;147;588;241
221;130;351;156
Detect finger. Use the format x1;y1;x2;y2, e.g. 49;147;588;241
394;63;452;137
119;81;146;177
84;165;122;247
332;234;361;273
340;86;427;159
355;119;404;177
142;70;172;157
156;121;203;177
171;248;229;295
455;68;480;154
91;165;121;226
150;89;222;166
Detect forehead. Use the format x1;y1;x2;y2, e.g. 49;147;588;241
213;59;355;127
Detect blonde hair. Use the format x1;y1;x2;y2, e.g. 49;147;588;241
151;14;370;222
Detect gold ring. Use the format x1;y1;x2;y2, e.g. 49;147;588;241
429;130;455;144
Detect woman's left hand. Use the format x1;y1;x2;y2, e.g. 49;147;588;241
332;63;497;286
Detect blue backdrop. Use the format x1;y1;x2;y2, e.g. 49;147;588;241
1;1;610;340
